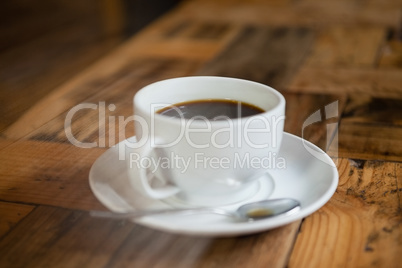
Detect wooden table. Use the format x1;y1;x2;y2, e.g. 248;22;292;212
1;0;401;267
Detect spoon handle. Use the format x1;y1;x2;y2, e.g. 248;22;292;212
90;207;231;219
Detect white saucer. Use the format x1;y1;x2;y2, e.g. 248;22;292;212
89;132;338;236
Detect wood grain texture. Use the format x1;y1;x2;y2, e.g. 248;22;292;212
179;0;401;27
0;206;135;268
2;57;201;141
125;18;242;61
103;223;302;268
289;158;402;268
287;23;401;98
0;201;34;238
101;0;125;36
288;67;402;98
191;221;300;268
0;0;125;133
197;25;314;89
25;58;200;145
0;33;121;133
0;204;300;268
332;122;402;161
0;0;105;51
305;26;385;67
328;95;402;161
0;141;106;210
0;137;14;150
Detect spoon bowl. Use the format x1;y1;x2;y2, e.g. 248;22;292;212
236;198;300;221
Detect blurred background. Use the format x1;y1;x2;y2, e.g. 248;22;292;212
1;0;401;135
0;0;182;131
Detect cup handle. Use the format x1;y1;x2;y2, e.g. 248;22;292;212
138;140;180;199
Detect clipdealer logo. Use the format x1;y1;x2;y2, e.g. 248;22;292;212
301;101;338;167
64;101;285;151
64;100;339;168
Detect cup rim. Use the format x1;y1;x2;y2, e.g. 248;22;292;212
134;76;286;126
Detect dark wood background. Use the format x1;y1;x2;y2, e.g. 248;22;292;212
0;0;181;132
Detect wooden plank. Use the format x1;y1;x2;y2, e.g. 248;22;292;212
328;95;402;161
0;141;106;210
100;0;125;36
178;0;401;27
305;26;385;67
0;205;301;268
0;0;126;133
197;25;314;89
341;94;402;126
0;0;105;51
0;201;34;238
0;138;14;150
297;0;402;29
2;5;230;141
127;19;242;61
164;20;232;40
2;57;201;141
289;158;402;268
330;122;402;161
199;222;300;268
0;25;122;133
24;58;200;145
178;2;310;26
106;221;300;268
0;206;134;268
288;67;402;98
103;228;213;268
365;0;402;10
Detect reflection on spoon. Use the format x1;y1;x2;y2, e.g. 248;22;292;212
90;198;301;222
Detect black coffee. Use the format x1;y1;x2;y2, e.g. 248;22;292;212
157;99;264;120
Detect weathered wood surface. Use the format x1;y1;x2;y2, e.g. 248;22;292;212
0;201;34;238
328;95;402;162
0;0;125;133
289;159;402;268
197;26;314;89
0;0;401;267
0;206;301;268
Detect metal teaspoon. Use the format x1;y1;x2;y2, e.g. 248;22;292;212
90;198;301;222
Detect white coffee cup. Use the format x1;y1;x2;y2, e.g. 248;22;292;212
130;76;285;206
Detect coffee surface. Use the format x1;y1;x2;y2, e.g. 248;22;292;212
157;99;264;120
